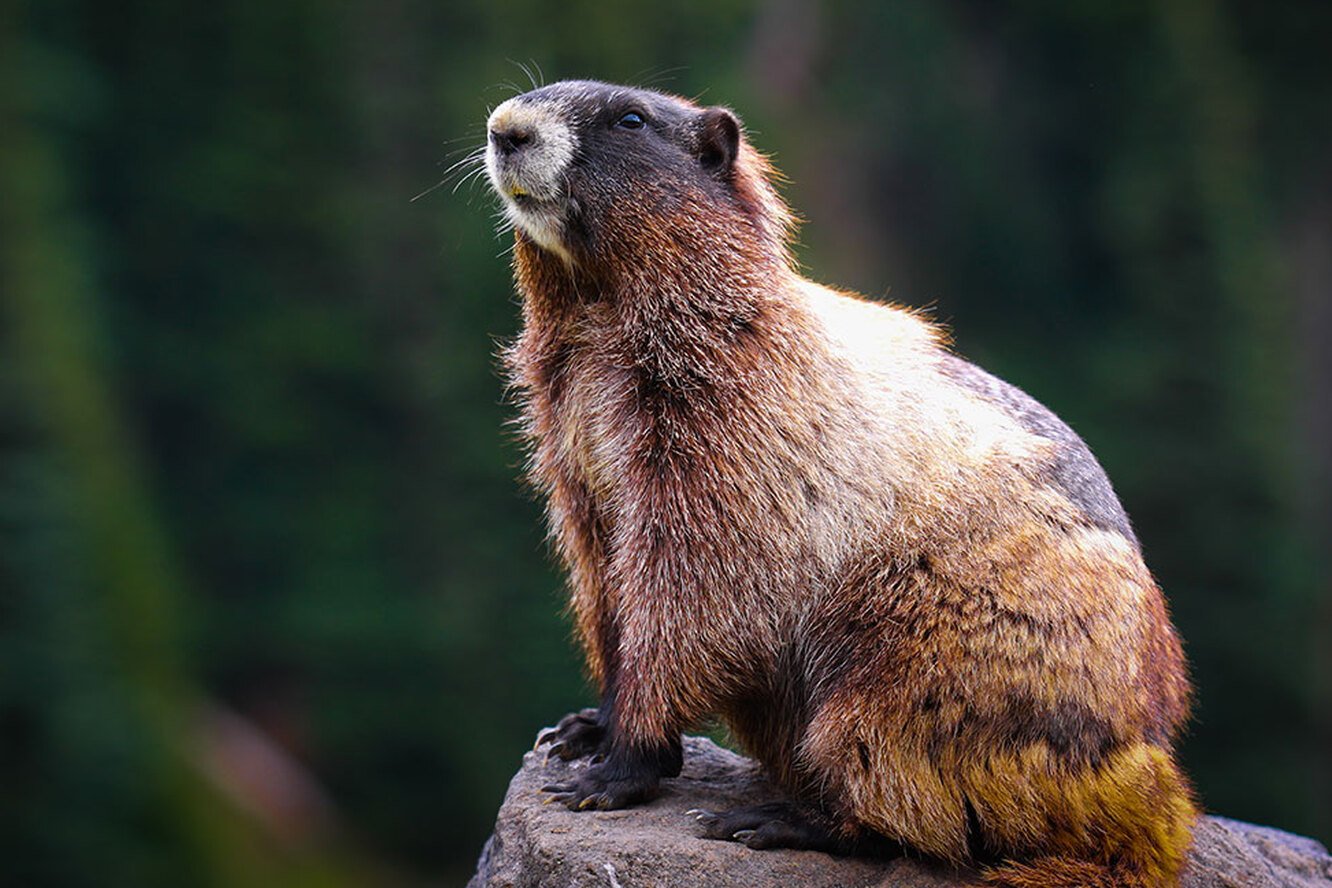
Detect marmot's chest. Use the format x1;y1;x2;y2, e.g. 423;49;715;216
544;347;637;506
539;340;757;516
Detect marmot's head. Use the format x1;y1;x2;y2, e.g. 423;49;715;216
485;80;792;280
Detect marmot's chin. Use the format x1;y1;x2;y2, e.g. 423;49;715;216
505;200;569;262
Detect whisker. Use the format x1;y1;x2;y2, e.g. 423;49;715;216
439;147;485;178
436;146;482;171
453;163;491;196
632;65;687;90
457;158;489;183
509;59;543;91
412;145;488;203
411;178;451;203
439;131;486;148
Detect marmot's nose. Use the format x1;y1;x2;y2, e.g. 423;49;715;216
490;124;535;157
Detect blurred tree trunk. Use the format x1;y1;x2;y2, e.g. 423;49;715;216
1291;171;1332;841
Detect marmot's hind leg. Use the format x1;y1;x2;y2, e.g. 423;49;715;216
692;802;844;851
692;802;901;856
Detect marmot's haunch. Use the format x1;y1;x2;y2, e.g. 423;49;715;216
483;79;1196;888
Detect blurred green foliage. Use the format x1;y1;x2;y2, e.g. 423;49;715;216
2;0;1329;885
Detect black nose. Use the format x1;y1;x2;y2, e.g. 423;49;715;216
490;125;534;157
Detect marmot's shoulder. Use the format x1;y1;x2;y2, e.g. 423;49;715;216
795;279;944;363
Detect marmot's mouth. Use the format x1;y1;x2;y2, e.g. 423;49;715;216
491;169;557;209
504;186;561;217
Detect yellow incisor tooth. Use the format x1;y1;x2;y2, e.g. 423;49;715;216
509;185;529;198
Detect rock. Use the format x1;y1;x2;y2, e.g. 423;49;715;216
468;732;1332;888
1182;817;1332;888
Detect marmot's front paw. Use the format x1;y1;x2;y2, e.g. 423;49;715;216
536;708;605;761
542;761;659;811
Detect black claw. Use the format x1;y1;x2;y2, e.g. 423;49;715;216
537;737;678;812
537;709;608;761
691;802;870;854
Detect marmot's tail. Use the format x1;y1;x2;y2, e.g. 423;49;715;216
984;856;1166;888
981;743;1198;888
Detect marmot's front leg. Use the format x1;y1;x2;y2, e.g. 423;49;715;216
542;737;682;810
540;679;684;810
541;591;689;810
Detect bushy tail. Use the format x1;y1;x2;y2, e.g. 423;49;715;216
981;743;1198;888
984;856;1160;888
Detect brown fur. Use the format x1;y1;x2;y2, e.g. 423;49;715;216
487;81;1197;887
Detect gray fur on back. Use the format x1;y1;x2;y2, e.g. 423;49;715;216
939;354;1138;547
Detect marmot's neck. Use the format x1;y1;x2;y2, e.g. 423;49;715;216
512;235;806;394
514;232;793;327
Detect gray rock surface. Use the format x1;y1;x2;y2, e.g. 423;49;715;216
468;733;1332;888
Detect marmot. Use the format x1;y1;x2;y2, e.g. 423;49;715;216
483;80;1197;888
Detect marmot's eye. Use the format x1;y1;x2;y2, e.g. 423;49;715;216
616;111;646;130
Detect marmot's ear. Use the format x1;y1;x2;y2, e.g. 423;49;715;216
698;107;740;180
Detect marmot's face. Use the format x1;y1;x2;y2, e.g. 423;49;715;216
485;80;741;266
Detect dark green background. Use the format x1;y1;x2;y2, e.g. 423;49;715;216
3;1;1329;885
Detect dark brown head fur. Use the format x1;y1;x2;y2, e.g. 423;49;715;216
488;80;792;292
